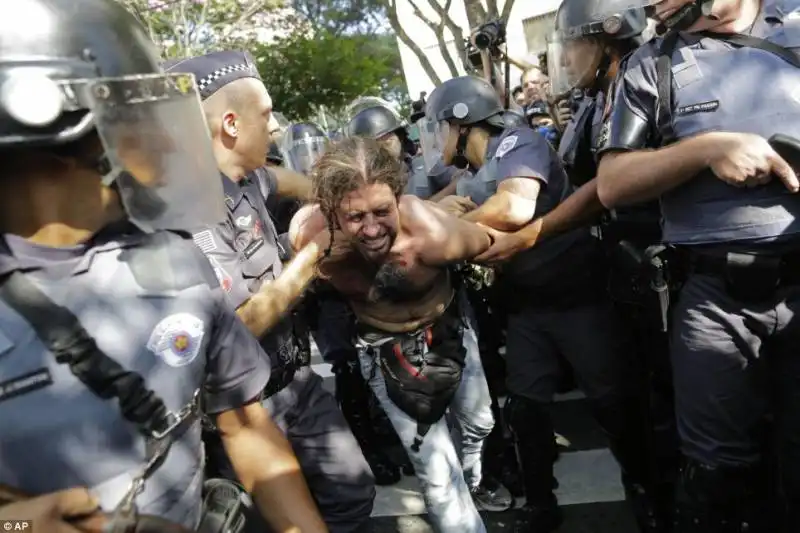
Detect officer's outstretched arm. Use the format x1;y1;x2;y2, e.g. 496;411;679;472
271;166;313;200
462;178;540;231
406;196;493;265
216;401;328;533
236;235;327;338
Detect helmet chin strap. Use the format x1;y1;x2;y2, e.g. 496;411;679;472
452;126;471;170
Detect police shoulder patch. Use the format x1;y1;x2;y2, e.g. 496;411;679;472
147;313;205;367
494;135;518;159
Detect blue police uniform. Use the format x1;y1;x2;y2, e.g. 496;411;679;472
599;1;800;529
168;51;375;533
0;225;270;529
462;125;650;515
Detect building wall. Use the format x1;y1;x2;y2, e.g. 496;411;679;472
395;0;561;99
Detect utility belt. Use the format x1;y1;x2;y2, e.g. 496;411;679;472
685;248;800;303
356;291;466;453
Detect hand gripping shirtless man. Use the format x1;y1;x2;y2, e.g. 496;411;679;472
291;137;499;533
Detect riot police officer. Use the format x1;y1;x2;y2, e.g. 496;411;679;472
0;1;327;532
424;75;660;531
167;52;375;533
597;0;800;531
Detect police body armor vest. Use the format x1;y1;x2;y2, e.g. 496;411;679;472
559;96;600;188
458;133;596;289
655;19;800;244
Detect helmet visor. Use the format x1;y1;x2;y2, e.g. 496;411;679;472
416;117;450;173
285;136;327;175
89;73;225;232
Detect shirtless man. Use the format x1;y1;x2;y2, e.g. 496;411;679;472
291;137;501;533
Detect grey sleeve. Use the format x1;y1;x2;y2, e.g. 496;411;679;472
429;165;460;192
495;128;554;185
596;49;660;157
253;167;279;202
204;287;270;414
192;221;252;310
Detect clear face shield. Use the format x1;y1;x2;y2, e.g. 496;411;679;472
548;1;661;96
285;135;327;175
86;73;225;232
416;117;451;173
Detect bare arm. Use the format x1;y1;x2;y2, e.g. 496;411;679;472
271;166;313;201
461;178;540;231
535;178;604;241
406;196;492;266
596;132;713;209
235;239;324;337
218;402;327;533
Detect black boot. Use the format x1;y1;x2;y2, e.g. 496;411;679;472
674;459;779;533
506;396;563;533
334;356;401;486
592;399;673;532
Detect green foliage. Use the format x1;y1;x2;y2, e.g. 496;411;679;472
292;0;388;35
254;28;401;122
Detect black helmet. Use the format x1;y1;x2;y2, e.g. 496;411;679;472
526;100;551;118
0;0;163;147
554;0;649;42
281;122;328;174
424;76;505;129
502;108;526;128
347;106;406;140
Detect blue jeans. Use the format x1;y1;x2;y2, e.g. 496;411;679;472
357;305;493;533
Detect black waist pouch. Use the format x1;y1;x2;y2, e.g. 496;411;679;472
361;297;466;452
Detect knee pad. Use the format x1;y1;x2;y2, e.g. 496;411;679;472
674;458;778;533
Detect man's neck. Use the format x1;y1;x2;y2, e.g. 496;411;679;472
213;144;248;183
0;173;122;247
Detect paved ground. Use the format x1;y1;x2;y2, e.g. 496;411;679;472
311;351;639;533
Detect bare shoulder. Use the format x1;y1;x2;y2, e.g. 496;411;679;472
289;203;327;250
399;194;450;226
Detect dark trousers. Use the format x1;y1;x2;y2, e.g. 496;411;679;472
205;366;375;533
670;274;800;530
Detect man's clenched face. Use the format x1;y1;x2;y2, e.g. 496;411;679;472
336;182;399;261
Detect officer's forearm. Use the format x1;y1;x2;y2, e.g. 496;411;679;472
272;167;313;201
535;179;604;242
596;136;712;208
462;191;535;231
219;404;328;533
237;241;322;337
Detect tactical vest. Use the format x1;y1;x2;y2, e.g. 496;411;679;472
655;16;800;244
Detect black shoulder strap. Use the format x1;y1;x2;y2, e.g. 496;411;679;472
0;271;175;438
655;32;681;144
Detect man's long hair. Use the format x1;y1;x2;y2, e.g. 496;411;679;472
310;137;407;251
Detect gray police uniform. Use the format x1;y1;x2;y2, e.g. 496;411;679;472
404;154;435;199
0;226;270;529
461;125;648;508
600;0;800;526
195;169;375;533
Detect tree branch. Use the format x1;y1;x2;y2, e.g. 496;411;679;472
407;0;458;77
425;0;466;75
382;0;442;85
463;0;487;28
500;0;515;23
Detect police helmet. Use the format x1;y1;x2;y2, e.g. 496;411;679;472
548;0;651;95
502;108;527;128
0;0;225;232
347;105;407;140
420;76;505;170
282;122;328;175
